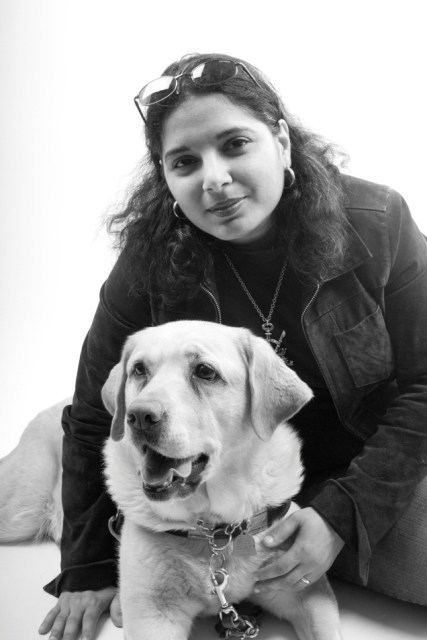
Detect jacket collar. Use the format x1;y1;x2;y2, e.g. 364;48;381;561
317;218;373;284
155;217;373;324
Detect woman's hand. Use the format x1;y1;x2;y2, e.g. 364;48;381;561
38;586;122;640
255;507;345;592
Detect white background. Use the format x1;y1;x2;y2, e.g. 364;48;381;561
1;0;426;455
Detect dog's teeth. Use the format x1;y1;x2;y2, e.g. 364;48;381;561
153;481;172;492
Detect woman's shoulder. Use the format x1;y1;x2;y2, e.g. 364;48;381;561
338;174;427;279
100;247;150;327
338;173;416;247
339;173;396;213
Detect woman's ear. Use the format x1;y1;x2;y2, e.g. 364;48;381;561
276;118;292;168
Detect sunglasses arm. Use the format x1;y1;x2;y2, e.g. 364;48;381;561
134;97;147;124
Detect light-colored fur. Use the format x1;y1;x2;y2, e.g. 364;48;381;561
0;320;342;640
0;401;67;543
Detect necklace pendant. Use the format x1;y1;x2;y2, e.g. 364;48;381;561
275;347;294;367
262;321;274;341
269;330;294;367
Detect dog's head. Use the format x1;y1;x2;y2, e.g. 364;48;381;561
102;321;312;507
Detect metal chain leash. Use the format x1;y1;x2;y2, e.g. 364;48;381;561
195;519;260;639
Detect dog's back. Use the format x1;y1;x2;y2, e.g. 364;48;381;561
0;399;67;543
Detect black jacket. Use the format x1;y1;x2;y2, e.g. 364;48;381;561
45;175;427;595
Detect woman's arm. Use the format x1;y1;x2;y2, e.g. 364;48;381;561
45;252;150;595
257;189;427;589
310;191;427;576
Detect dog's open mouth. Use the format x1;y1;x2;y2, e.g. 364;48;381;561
141;446;209;501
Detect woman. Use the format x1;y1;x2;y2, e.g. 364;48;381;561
39;53;427;640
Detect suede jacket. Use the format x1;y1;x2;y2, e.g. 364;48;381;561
45;175;427;596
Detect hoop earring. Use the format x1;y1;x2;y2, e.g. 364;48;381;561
284;167;296;189
173;201;187;220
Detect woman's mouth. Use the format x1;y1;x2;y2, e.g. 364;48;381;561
207;197;246;217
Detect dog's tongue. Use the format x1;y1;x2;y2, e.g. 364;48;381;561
170;460;192;478
142;448;192;486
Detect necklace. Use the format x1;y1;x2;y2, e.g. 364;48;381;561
223;252;293;365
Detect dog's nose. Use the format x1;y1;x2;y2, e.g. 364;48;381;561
127;401;164;431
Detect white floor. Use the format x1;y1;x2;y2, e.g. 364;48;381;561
0;542;426;639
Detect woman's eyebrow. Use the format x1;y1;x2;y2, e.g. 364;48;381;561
164;145;190;162
164;127;256;162
216;126;256;140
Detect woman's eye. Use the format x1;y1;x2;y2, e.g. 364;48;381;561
225;137;250;152
133;362;147;377
173;156;197;170
194;363;218;381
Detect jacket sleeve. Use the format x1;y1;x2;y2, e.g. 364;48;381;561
44;252;151;596
309;190;427;582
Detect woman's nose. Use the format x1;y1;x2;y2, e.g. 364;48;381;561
202;156;232;192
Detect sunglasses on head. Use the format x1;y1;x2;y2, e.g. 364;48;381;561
134;59;261;123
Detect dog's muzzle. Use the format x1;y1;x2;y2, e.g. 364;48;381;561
139;445;209;502
126;400;170;454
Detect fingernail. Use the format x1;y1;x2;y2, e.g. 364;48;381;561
263;535;274;546
253;587;261;594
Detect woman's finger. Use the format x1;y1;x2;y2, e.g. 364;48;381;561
44;613;68;640
60;612;83;640
255;564;303;592
109;593;123;628
38;603;61;635
261;513;298;550
256;545;300;581
80;600;105;640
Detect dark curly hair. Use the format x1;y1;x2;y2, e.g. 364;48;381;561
108;52;349;305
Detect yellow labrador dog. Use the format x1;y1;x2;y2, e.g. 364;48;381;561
0;321;342;640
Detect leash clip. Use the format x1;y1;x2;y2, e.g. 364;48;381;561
211;569;230;609
211;570;259;639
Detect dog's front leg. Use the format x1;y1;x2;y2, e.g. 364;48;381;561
252;575;342;640
119;522;202;640
120;581;203;640
122;609;195;640
120;576;200;640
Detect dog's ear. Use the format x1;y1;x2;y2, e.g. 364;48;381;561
245;333;313;440
101;338;134;441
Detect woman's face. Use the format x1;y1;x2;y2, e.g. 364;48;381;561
161;94;291;244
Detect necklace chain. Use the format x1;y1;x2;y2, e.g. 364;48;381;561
222;251;293;366
223;252;287;333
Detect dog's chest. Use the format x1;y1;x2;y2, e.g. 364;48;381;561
123;524;266;615
188;543;264;615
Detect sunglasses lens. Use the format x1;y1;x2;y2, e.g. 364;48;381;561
191;60;237;86
137;76;177;106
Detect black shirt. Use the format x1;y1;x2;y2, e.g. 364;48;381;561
213;238;363;487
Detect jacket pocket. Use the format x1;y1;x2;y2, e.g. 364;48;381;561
334;306;395;388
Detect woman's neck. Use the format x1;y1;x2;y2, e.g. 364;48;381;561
219;223;280;253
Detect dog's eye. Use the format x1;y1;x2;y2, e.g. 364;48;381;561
133;362;147;377
194;363;218;381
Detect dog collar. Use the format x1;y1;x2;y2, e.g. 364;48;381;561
166;500;291;541
108;501;291;544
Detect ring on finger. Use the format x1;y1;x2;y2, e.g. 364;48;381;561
300;576;311;585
